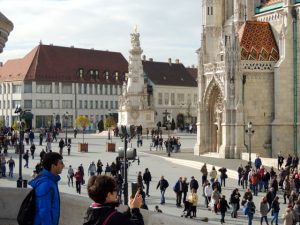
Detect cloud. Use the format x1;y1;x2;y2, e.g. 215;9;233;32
0;0;202;66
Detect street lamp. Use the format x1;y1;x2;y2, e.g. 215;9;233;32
107;110;111;141
118;125;135;205
245;122;255;166
15;105;30;188
64;112;69;145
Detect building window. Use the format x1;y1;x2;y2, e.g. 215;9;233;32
84;100;88;108
104;85;108;95
24;100;32;109
62;83;72;94
78;84;82;94
95;70;99;79
24;82;32;93
53;100;60;108
78;68;84;78
207;6;210;15
84;84;87;94
54;83;59;93
105;101;108;109
12;84;21;93
115;101;118;109
7;85;10;94
95;101;98;109
90;100;93;109
187;94;192;105
3;85;6;94
104;71;109;80
110;101;114;109
125;73;128;81
79;100;82;109
12;100;21;109
89;84;93;95
110;85;113;95
36;100;53;108
95;85;98;95
36;83;52;93
100;85;103;95
90;70;94;79
211;7;213;15
177;93;184;105
164;93;169;105
100;101;103;109
171;93;175;105
3;100;5;108
194;94;198;105
62;100;72;109
158;93;163;105
115;72;119;81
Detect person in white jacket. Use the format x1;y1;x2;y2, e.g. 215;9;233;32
88;161;97;176
204;182;213;208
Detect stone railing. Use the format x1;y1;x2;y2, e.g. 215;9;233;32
0;187;212;225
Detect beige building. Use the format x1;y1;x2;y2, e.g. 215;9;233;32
194;0;300;158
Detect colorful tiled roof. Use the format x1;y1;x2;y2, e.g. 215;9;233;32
239;21;279;61
0;44;128;83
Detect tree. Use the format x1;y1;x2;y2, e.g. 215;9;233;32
75;116;90;143
171;119;176;130
104;116;116;130
98;120;104;132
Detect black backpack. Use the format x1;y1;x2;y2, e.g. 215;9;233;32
17;189;36;225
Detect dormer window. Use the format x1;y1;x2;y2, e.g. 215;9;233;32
90;70;94;79
104;71;109;80
95;70;99;79
125;73;128;81
115;72;119;81
78;68;84;78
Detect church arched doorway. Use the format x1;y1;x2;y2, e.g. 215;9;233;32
206;85;224;153
177;113;184;130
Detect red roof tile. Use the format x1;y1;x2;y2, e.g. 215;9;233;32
239;21;279;61
0;44;128;83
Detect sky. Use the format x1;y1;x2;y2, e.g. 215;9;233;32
0;0;202;67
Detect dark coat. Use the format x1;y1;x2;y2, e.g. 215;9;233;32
219;199;230;213
83;202;144;225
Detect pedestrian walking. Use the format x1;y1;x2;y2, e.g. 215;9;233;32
74;167;83;194
67;165;74;187
23;150;29;168
73;128;77;138
230;188;240;218
88;161;96;176
237;164;244;186
67;143;71;156
83;175;144;225
96;160;103;175
219;195;230;224
209;166;217;184
244;197;256;225
255;155;262;170
58;138;64;155
30;143;36;159
29;152;64;225
29;130;34;145
200;163;208;186
39;132;43;146
78;163;85;185
189;176;199;191
187;188;198;218
204;182;212;209
142;168;152;197
156;175;169;205
7;156;15;178
270;196;280;225
173;177;183;207
182;177;189;203
40;149;46;162
282;206;293;225
278;153;284;170
218;167;228;187
259;196;269;225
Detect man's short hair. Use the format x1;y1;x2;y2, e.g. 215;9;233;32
87;175;116;204
42;152;63;171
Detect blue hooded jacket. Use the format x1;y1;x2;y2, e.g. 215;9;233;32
29;169;61;225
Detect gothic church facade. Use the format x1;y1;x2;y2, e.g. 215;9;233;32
194;0;300;158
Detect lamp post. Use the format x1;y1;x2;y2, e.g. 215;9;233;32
107;109;111;141
118;125;135;205
64;112;69;145
15;105;24;188
245;122;255;166
167;123;171;157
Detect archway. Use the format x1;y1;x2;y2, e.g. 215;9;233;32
176;113;184;131
205;84;224;153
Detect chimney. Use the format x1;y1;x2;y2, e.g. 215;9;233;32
142;55;146;61
168;58;172;65
175;59;180;64
149;58;153;62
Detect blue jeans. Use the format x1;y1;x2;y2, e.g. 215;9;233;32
160;189;166;204
248;213;254;225
271;212;278;225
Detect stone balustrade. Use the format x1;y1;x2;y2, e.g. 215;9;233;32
0;187;211;225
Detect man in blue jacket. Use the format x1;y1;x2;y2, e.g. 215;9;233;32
29;152;64;225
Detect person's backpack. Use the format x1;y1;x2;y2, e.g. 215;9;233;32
17;189;36;225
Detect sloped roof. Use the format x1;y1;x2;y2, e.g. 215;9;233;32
142;60;197;87
239;21;279;61
0;44;128;83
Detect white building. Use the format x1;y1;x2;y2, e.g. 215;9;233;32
0;44;127;130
